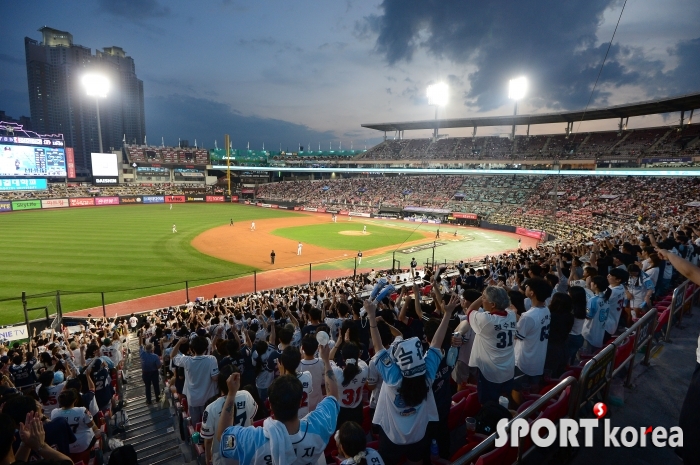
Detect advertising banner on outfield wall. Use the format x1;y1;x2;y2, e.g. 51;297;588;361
339;210;349;215
119;196;143;204
70;198;95;207
230;195;239;202
349;211;371;218
303;207;317;212
95;196;120;206
452;212;478;220
261;203;271;208
515;227;546;240
41;199;69;209
12;200;42;210
185;195;206;202
0;201;11;212
142;196;164;204
0;324;29;342
165;195;185;203
206;196;225;202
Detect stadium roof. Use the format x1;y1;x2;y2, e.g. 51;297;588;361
361;92;700;132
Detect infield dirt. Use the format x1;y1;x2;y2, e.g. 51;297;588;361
191;213;433;269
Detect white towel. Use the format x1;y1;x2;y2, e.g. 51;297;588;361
263;417;296;465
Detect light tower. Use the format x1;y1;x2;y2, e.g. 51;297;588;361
508;76;527;140
82;73;110;153
427;82;448;141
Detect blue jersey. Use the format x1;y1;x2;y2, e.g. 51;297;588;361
221;395;339;465
582;293;608;348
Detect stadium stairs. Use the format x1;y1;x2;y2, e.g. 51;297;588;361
109;337;193;464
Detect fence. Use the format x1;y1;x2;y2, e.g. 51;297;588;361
662;280;699;342
0;253;491;327
451;279;694;465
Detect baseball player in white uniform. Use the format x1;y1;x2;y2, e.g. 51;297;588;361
297;242;303;255
172;224;177;233
250;222;255;231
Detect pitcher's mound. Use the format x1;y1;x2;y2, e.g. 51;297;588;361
339;231;371;236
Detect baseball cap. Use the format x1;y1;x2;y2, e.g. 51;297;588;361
53;371;65;384
391;337;426;378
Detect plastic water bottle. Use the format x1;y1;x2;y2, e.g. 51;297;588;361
446;332;459;367
430;439;439;459
370;278;388;301
374;284;395;305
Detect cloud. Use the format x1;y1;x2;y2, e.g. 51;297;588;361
364;0;699;111
238;37;277;48
660;37;700;96
97;0;170;19
145;94;337;150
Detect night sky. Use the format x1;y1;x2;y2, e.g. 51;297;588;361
1;0;698;150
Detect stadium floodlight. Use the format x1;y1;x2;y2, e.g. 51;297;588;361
508;76;528;101
508;76;527;140
427;82;448;140
82;73;110;98
427;82;449;107
82;73;110;153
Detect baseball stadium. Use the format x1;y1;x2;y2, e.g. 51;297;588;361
1;8;700;465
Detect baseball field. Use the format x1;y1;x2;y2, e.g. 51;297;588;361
0;203;528;325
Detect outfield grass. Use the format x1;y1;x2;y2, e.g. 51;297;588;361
270;222;426;250
0;204;297;324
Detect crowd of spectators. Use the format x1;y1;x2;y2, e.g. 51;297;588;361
0;184;216;201
1;169;700;464
256;176;465;212
0;317;130;464
118;205;700;465
490;176;700;240
352;124;699;162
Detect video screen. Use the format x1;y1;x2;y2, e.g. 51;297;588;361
0;144;66;177
91;153;119;177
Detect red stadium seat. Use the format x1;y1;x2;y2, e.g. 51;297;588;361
448;398;467;432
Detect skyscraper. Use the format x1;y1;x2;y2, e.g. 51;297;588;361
25;27;145;176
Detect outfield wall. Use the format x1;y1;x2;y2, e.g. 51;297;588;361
0;194;549;241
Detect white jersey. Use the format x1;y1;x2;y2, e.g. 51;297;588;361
50;407;95;453
603;285;626;334
514;306;551;377
371;347;441;444
340;448;385;464
129;317;138;328
367;357;383;409
627;272;654;308
201;391;257;465
221;396;339;465
100;343;122;367
298;358;324;411
468;309;517;383
37;382;66;416
296;371;314;419
581;293;609;348
332;360;369;409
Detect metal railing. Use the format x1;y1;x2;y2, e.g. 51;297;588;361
451;376;578;465
664;280;699;342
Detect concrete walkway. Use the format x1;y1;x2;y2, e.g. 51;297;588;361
569;306;698;465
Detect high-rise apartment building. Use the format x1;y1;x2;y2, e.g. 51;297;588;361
25;27;145;175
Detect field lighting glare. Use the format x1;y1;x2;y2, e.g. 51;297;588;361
508;76;528;101
82;73;110;98
427;82;449;107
